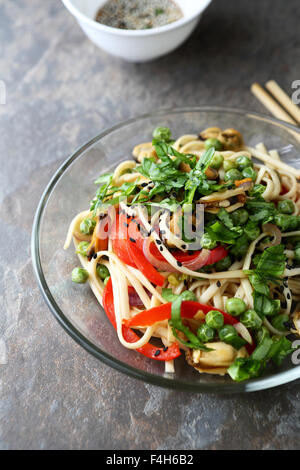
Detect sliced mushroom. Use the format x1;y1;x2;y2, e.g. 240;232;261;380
132;142;157;162
205;166;218;180
237;193;247;203
217;128;244;151
199;127;222;141
186;342;248;376
179;161;192;173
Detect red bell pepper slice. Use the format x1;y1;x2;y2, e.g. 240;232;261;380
118;212;145;250
123;300;255;354
204;246;228;265
112;237;136;268
102;278;181;361
127;241;165;287
111;214;165;286
149;242;228;266
111;217;136;267
124;301;238;328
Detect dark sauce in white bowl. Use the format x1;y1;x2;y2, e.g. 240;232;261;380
95;0;183;30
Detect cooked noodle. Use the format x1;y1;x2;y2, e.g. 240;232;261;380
65;126;300;381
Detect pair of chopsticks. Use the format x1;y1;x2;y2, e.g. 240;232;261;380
251;80;300;127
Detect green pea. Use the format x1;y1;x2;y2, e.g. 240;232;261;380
244;220;260;241
215;255;232;271
96;264;110;280
197;323;215;342
288;215;300;230
225;298;247;316
242;166;257;181
104;276;110;286
271;314;289;332
218;325;246;350
223;160;237;172
76;241;90;257
224;169;243;182
153;126;172;141
210;153;224;169
200;233;217;250
80;218;96;235
277;199;295;214
231;208;249;226
72;267;89;284
205;310;224;330
240;310;262;329
274;213;291;231
236;155;253;170
295;247;300;263
180;291;197;301
204;138;223;151
274;214;299;232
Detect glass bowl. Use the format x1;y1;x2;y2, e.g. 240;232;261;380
32;107;300;393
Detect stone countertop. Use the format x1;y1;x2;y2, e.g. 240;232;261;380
1;0;300;450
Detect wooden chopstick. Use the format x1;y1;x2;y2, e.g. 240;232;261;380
251;82;297;125
251;82;300;145
265;80;300;125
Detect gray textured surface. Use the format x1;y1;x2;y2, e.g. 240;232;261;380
1;0;300;450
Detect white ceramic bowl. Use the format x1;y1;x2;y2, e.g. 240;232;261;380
61;0;212;62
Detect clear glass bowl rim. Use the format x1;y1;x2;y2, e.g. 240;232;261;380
31;106;300;393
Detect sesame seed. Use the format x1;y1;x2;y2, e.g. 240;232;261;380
123;222;129;228
141;182;148;187
217;281;221;287
159;247;163;252
129;237;136;243
93;254;98;259
163;346;168;352
177;261;182;267
156;240;162;245
154;350;161;357
181;244;187;249
287;293;291;300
